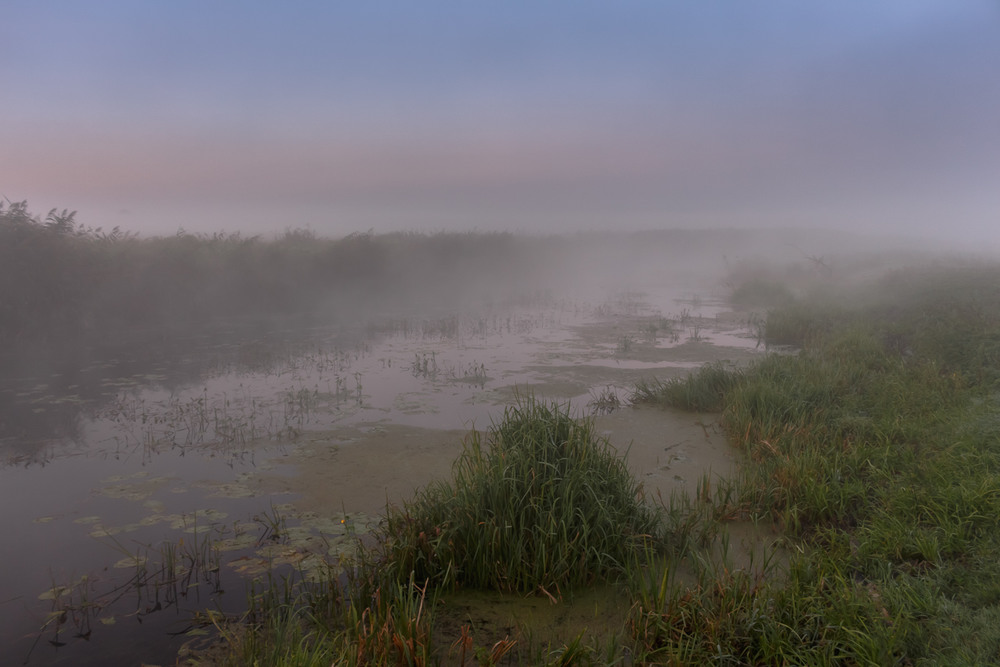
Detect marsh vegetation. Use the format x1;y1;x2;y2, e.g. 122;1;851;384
4;199;998;665
631;261;1000;664
190;260;1000;665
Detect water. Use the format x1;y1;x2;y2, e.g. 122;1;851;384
0;287;761;665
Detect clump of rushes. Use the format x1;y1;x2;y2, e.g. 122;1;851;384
366;394;658;595
186;395;660;666
632;361;742;412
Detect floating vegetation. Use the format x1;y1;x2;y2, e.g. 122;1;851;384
22;504;371;663
91;376;363;465
96;475;171;501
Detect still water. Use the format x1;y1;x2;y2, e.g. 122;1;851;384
0;287;760;665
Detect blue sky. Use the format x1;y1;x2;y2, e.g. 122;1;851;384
2;1;998;243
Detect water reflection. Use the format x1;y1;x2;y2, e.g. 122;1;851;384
0;289;762;665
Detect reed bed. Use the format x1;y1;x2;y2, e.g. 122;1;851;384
199;262;1000;665
366;395;658;595
0;200;543;371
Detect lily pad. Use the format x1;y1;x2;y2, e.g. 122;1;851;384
73;516;102;525
113;555;148;569
38;586;71;601
143;499;166;512
215;533;258;552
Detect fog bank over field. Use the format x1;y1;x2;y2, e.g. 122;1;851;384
2;197;973;373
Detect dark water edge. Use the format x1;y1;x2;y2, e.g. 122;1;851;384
1;291;584;665
1;314;350;462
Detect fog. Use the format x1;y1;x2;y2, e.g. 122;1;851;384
5;7;1000;660
0;195;978;390
3;2;999;248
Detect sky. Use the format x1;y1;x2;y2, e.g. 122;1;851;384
2;1;999;244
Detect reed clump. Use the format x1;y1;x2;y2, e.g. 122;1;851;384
367;395;658;595
632;361;742;412
203;395;658;665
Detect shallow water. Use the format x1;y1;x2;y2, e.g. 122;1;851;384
0;287;762;665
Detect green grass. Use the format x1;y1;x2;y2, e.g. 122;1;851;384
366;394;659;594
632;361;743;412
182;259;1000;664
198;395;660;665
629;262;1000;664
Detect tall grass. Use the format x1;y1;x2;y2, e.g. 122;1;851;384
202;395;659;665
632;361;743;412
630;263;1000;664
366;394;658;594
0;200;543;370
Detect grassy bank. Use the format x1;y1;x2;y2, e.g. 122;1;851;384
632;262;1000;664
194;396;661;665
188;261;1000;665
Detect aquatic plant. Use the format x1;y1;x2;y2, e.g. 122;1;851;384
631;360;742;413
587;385;624;415
367;394;658;594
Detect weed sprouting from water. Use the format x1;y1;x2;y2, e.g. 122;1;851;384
411;351;439;379
368;394;658;594
588;385;624;415
641;317;677;345
632;361;742;413
447;360;489;386
194;395;664;664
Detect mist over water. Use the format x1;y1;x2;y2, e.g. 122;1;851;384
3;4;999;662
5;187;1000;664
